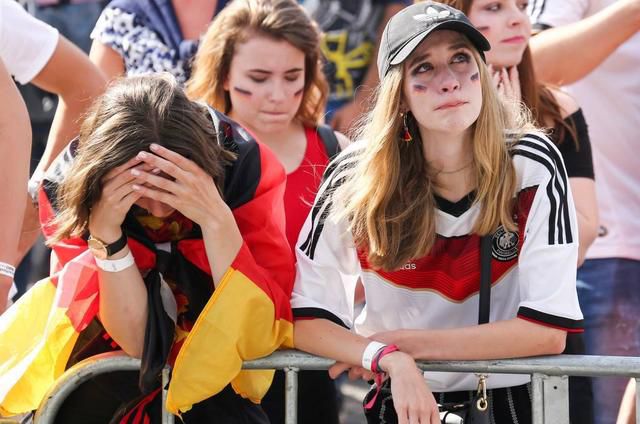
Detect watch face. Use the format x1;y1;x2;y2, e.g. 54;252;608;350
88;237;109;260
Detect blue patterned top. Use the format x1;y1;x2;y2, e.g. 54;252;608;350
91;0;227;83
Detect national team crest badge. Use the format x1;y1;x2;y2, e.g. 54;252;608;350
491;226;519;261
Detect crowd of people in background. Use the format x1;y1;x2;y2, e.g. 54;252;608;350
0;0;637;423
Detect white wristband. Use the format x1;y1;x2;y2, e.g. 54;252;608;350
0;262;16;279
362;341;387;371
95;251;135;273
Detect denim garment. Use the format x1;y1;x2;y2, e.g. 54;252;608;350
577;258;640;424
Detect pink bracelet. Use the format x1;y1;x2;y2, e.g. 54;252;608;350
364;344;400;410
371;344;400;373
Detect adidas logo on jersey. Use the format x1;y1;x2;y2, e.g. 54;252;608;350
401;262;417;270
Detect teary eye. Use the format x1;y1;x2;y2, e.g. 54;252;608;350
413;62;434;74
451;52;471;64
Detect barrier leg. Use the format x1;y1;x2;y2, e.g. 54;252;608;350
542;375;569;423
532;373;544;424
284;367;299;424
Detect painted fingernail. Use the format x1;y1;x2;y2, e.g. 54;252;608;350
150;144;160;151
152;168;161;174
138;152;147;159
131;169;140;176
132;184;141;190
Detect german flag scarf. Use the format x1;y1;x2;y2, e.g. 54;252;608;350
0;109;295;417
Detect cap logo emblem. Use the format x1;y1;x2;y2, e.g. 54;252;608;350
414;6;451;23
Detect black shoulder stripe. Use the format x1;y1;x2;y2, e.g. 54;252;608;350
299;156;357;258
304;160;354;239
304;176;349;259
519;134;573;244
515;142;566;243
322;149;360;184
529;0;547;23
300;174;350;260
522;133;569;181
512;149;560;245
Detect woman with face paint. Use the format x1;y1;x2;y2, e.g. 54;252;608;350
424;2;597;422
187;1;348;423
430;0;598;268
291;2;583;424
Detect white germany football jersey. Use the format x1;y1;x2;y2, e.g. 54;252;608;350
291;132;583;392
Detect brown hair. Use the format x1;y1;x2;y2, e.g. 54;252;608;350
422;0;577;146
336;42;529;271
186;0;328;127
50;74;234;243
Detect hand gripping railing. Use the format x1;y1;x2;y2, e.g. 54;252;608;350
34;350;640;424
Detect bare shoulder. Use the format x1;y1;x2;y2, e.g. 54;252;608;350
334;131;351;151
548;86;579;118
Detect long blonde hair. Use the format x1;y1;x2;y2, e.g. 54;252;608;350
336;42;529;271
186;0;328;127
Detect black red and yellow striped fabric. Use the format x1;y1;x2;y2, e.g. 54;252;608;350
0;109;295;417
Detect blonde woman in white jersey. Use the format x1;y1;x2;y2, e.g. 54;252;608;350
291;2;583;423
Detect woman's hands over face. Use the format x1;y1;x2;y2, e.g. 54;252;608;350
88;156;146;242
378;351;440;424
131;143;227;229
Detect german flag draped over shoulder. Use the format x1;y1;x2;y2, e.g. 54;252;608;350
0;109;295;417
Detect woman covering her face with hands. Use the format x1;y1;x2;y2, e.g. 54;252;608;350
291;2;583;424
0;74;294;423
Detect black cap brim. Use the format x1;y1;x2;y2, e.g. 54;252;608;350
388;21;491;70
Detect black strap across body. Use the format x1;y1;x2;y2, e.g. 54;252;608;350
316;124;341;160
438;235;492;424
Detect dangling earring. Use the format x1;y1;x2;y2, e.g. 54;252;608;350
402;112;413;143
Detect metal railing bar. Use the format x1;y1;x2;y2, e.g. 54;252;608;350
244;351;640;378
35;350;640;424
34;352;141;423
